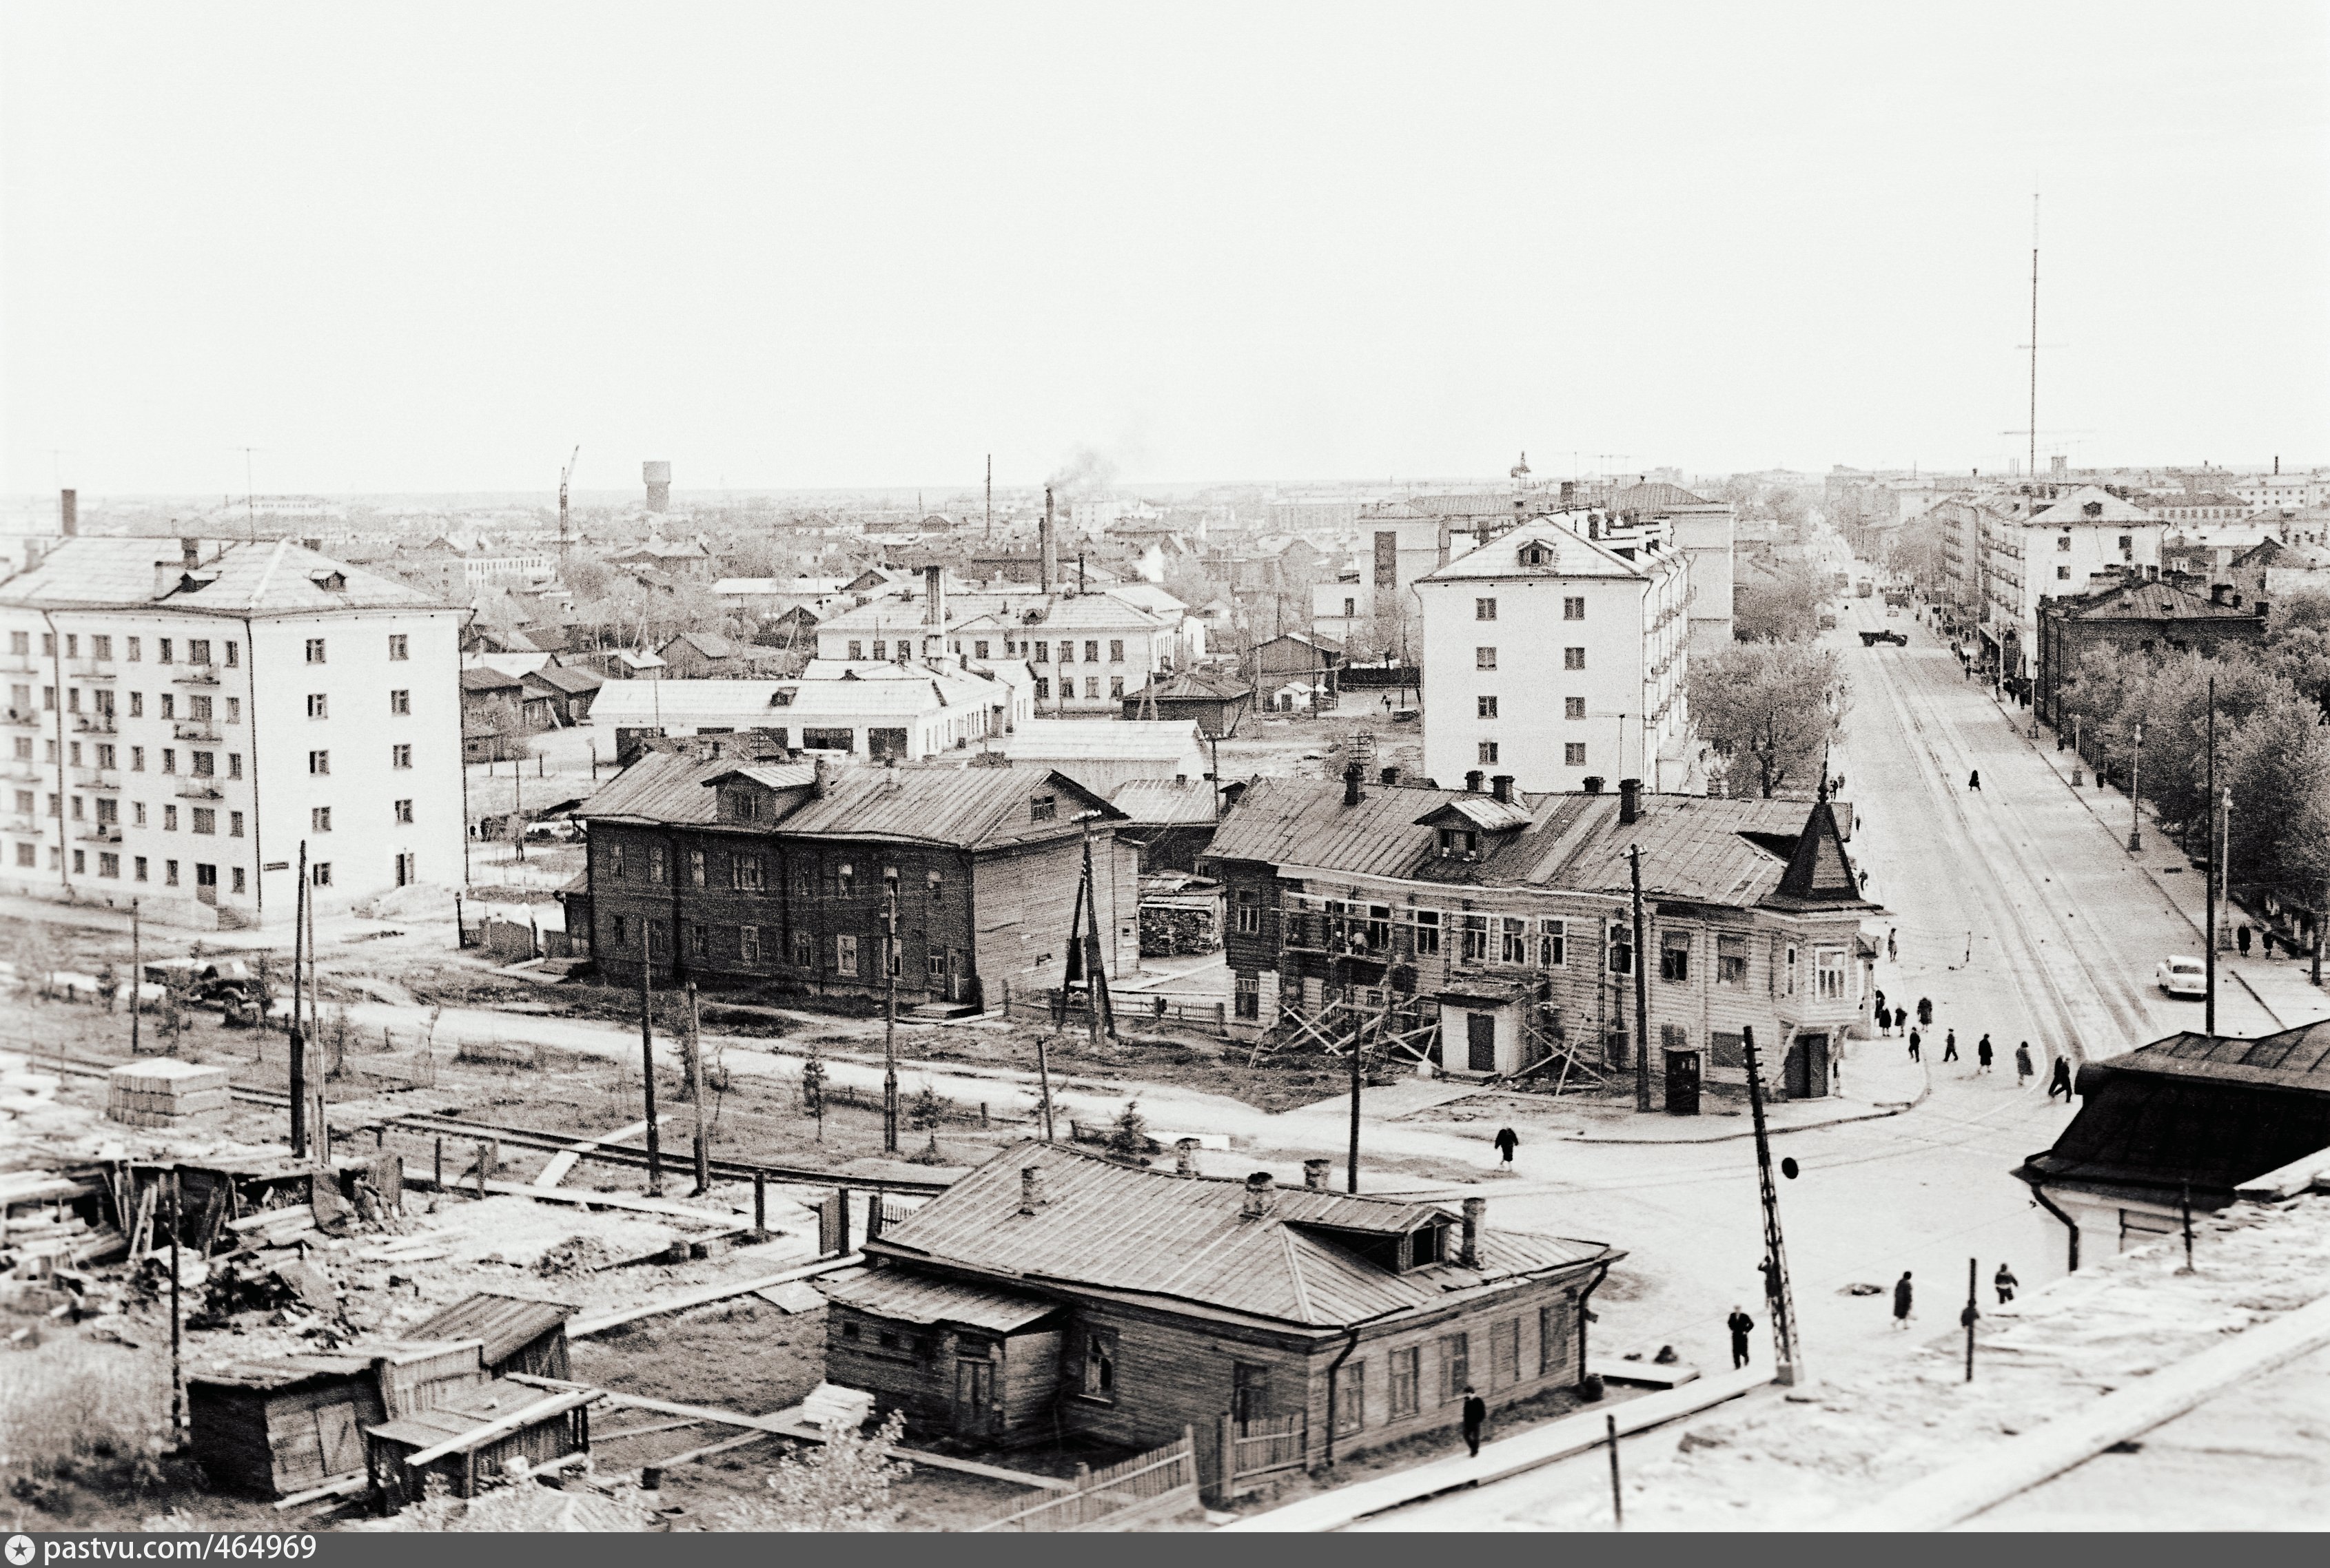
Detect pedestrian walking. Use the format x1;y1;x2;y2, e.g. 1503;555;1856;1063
2015;1041;2035;1088
2237;924;2253;958
1968;770;1982;792
1460;1388;1486;1456
2048;1055;2074;1102
1887;928;1899;962
1874;987;1886;1018
1492;1125;1519;1167
1976;1033;1994;1073
1942;1029;1959;1062
1727;1306;1756;1370
1917;997;1933;1027
1908;1027;1921;1062
1859;869;1870;892
1994;1263;2019;1305
1892;1270;1914;1330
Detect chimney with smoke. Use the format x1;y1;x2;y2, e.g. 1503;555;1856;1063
1041;486;1057;595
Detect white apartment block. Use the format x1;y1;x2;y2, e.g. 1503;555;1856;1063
1977;487;2164;681
0;538;463;929
1416;512;1692;794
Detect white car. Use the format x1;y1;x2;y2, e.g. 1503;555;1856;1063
2156;956;2206;998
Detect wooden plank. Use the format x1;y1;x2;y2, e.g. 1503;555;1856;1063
566;1254;860;1337
397;1159;751;1222
398;1390;602;1469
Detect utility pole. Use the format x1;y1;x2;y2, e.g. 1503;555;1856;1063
1739;1026;1801;1384
289;841;307;1158
2205;681;2216;1035
640;955;663;1195
2127;723;2144;854
1963;1257;1979;1383
2180;1181;2196;1273
2028;195;2040;484
168;1169;184;1441
882;883;899;1154
1630;846;1651;1113
128;899;141;1056
984;453;992;541
1033;1031;1056;1142
1079;816;1116;1047
1605;1413;1623;1529
686;982;709;1197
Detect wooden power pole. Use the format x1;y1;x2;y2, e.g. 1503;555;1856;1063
1739;1025;1801;1384
1630;845;1651;1113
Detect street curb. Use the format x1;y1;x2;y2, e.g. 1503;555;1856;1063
1563;1045;1933;1146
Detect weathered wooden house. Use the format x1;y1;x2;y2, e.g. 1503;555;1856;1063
188;1341;484;1499
364;1379;602;1507
824;1142;1619;1487
578;752;1136;1008
1203;772;1879;1106
411;1292;576;1381
1118;669;1252;737
1110;777;1221;875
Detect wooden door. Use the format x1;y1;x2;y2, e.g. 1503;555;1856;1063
194;863;218;906
313;1400;362;1478
1467;1011;1497;1073
1784;1033;1828;1099
1664;1050;1701;1116
951;1358;994;1436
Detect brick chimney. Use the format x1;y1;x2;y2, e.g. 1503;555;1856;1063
1302;1157;1331;1191
1491;774;1514;805
59;490;76;537
1175;1137;1200;1178
1583;776;1604;794
923;564;945;630
181;538;201;570
1460;1196;1485;1268
1464;770;1485;794
1379;765;1399;785
1618;777;1642;826
1019;1166;1046;1215
1343;760;1365;807
1240;1172;1276;1221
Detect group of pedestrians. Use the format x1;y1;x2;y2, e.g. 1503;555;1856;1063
1872;984;2073;1098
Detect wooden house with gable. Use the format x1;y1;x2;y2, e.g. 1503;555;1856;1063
823;1140;1621;1488
1203;769;1879;1107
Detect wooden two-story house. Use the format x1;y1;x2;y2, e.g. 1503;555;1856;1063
1203;771;1880;1106
825;1139;1622;1487
578;751;1136;1009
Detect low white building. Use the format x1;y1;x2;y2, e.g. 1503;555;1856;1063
588;663;1030;765
1416;510;1692;794
0;537;463;927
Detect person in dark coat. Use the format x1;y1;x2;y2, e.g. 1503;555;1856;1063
1907;1027;1921;1062
1976;1033;1994;1073
1460;1388;1487;1456
1917;997;1933;1027
1968;770;1982;792
1492;1126;1519;1167
1892;1270;1914;1330
1941;1029;1959;1062
2237;924;2253;958
1727;1306;1755;1370
2048;1055;2074;1102
2016;1041;2036;1088
1994;1263;2019;1305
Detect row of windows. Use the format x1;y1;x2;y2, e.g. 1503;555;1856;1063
12;685;413;723
1034;675;1123;702
1473;739;1591;767
10;843;338;889
607;916;945;982
845;636;1132;664
1477;696;1594;723
607;843;947;901
1473;647;1587;671
1475;597;1586;621
8;631;411;665
11;789;415;834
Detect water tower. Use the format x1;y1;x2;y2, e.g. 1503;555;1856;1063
643;460;672;513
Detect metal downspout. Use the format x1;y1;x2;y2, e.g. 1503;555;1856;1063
2029;1182;2081;1273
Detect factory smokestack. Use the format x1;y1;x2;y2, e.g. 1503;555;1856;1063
1042;486;1057;594
59;490;76;538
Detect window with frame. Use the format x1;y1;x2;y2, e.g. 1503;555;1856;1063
1564;742;1587;767
836;933;859;977
688;848;706;886
304;639;325;664
394;798;413;824
308;750;329;775
1539;1299;1573;1376
1034;641;1050;663
734;854;765;891
2056;535;2072;550
391;743;412;768
739;925;759;963
1607;920;1633;975
187;639;212;666
192;750;214;778
1538;918;1566;966
1475;597;1498;621
1563;596;1585;620
1563;646;1586;670
1659;929;1691;982
836;862;855;897
1083;641;1100;663
688;923;707;960
1460;914;1489;962
306;694;328;720
847;641;863;661
1717;932;1748;988
1711;1031;1747;1069
311;862;332;888
1389;1345;1420;1418
974;640;990;659
1029;794;1057;823
1033;677;1050;701
1079;1329;1118;1401
1439;1332;1471;1401
1234;973;1260;1019
1815;949;1847;1000
1477;695;1498;719
608;843;627;879
647;845;667;884
1413;908;1441;956
191;808;216;835
1475;646;1497;670
390;689;410;714
1491;1318;1521;1388
1110;676;1124;699
871;641;886;661
1500;916;1529;964
388;635;409;661
1084;676;1099;699
926;869;943;903
310;806;331;833
1478;740;1499;765
1108;639;1125;663
1565;697;1586;721
791;929;814;968
1784;942;1799;996
1335;1360;1365;1434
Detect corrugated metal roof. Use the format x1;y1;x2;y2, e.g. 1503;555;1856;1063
999;719;1207;763
409;1293;575;1365
821;1270;1061;1331
1209;778;1875;911
0;537;450;617
1112;778;1218;826
870;1142;1614;1330
573;751;742;825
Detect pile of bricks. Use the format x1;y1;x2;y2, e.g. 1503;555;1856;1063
107;1058;232;1131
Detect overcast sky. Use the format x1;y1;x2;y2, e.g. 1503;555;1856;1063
4;2;2324;498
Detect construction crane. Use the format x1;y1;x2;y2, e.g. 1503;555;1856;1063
558;446;581;559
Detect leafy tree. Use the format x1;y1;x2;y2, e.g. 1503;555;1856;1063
799;1042;828;1139
718;1410;912;1531
1106;1099;1150;1157
1733;557;1829;643
1689;641;1849;798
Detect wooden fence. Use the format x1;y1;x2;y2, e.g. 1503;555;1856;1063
1220;1411;1308;1496
965;1430;1198;1532
1000;988;1230;1037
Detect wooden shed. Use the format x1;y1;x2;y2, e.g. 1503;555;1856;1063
410;1292;576;1381
187;1340;483;1499
363;1379;602;1508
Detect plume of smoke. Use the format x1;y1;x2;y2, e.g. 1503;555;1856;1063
1045;444;1118;499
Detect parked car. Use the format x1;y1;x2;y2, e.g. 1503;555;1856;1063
2156;956;2206;998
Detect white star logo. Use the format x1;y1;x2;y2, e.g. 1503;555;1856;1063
6;1534;35;1567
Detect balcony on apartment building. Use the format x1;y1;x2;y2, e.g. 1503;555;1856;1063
1;709;40;729
172;722;221;743
76;824;123;845
170;663;222;687
72;766;121;792
73;712;117;735
68;659;117;683
174;778;225;801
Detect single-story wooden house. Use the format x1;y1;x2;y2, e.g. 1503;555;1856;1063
520;663;604;727
189;1341;484;1499
364;1379;602;1508
1119;670;1252;738
1111;777;1220;874
823;1142;1620;1491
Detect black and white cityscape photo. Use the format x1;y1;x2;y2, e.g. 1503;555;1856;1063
2;1;2326;1542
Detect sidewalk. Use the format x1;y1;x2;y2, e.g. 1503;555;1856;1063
1216;1365;1772;1531
1993;694;2329;1033
1557;1030;1929;1145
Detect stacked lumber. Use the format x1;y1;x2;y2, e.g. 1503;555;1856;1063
227;1206;319;1250
108;1059;232;1131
